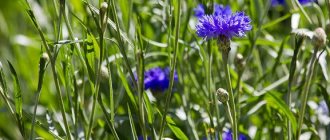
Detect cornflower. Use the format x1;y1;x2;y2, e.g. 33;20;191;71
142;67;178;92
195;4;252;140
222;130;247;140
271;0;317;6
195;4;252;40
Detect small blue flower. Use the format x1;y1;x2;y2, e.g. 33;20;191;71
214;4;232;17
319;100;329;115
138;136;151;140
196;10;252;39
271;0;317;6
223;130;247;140
142;67;178;92
194;4;205;18
194;4;232;18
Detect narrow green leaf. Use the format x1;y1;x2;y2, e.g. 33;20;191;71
143;92;154;124
7;60;24;137
127;105;137;140
166;116;188;140
117;66;137;110
265;92;297;136
0;61;8;95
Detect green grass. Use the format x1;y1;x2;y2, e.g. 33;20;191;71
0;0;329;139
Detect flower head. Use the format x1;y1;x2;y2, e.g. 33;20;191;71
223;130;247;140
214;4;232;17
196;11;252;39
271;0;317;6
194;4;205;18
194;4;232;18
141;67;178;92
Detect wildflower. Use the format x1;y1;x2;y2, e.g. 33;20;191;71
271;0;317;6
194;4;205;18
222;130;247;140
194;4;232;18
138;136;151;140
214;4;232;17
216;88;229;103
312;27;327;48
317;100;330;125
195;5;252;40
142;67;178;92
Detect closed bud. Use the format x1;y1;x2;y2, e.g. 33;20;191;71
100;2;108;13
216;88;229;103
41;53;49;62
100;2;108;33
312;27;327;48
39;53;49;70
100;65;109;82
235;53;245;73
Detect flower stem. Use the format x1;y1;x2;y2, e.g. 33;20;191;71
159;0;181;139
296;47;319;139
286;36;304;140
221;48;238;140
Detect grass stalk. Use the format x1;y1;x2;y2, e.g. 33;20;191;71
24;1;72;138
221;48;237;140
296;47;319;139
286;36;305;140
86;2;107;138
159;0;181;139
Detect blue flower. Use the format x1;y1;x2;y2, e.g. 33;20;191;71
194;4;232;18
222;130;247;140
138;136;151;140
194;4;205;18
196;10;252;39
142;67;178;92
271;0;317;6
319;100;329;115
214;4;232;17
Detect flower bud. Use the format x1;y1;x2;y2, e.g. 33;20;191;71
39;53;49;70
312;27;327;48
216;88;229;103
100;2;108;33
42;53;49;61
235;53;245;73
100;65;109;82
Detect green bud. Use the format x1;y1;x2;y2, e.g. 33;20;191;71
312;27;327;48
235;53;245;73
216;88;229;103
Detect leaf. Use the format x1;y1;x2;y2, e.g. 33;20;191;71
117;66;137;110
0;61;8;95
127;105;137;140
166;116;188;140
87;31;100;61
265;92;297;136
143;92;154;124
7;60;24;136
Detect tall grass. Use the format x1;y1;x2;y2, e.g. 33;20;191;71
0;0;329;139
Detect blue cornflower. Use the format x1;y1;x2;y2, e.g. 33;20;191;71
271;0;317;6
194;4;232;18
222;130;247;140
142;67;178;92
214;4;232;17
138;136;151;140
196;10;252;39
194;4;205;18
